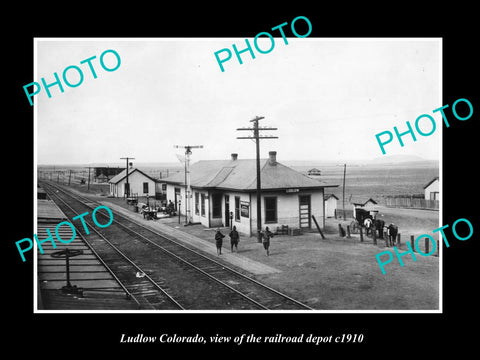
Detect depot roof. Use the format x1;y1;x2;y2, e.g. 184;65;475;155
161;158;338;192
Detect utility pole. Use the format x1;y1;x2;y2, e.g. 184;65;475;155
342;163;347;220
68;170;72;186
120;157;135;198
173;145;203;225
237;116;278;242
85;166;94;190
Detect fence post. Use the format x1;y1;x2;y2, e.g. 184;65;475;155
311;215;325;239
425;237;429;254
410;235;415;252
397;233;401;248
359;227;363;242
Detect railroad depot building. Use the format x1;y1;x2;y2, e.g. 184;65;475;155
160;152;338;236
109;167;157;197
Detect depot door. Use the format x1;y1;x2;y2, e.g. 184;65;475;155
174;187;181;211
299;195;311;229
224;195;230;228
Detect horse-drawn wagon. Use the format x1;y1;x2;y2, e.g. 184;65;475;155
350;208;398;245
350;208;385;238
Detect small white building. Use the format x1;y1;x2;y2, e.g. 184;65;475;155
161;152;338;236
109;168;158;197
424;177;439;200
324;194;338;218
307;168;321;176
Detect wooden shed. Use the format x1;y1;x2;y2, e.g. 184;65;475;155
324;194;338;218
109;168;158;197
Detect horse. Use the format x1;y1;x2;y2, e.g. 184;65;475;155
385;224;398;246
374;219;385;239
364;218;385;238
363;218;373;236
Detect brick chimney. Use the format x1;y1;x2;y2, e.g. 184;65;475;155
231;153;238;161
268;151;277;165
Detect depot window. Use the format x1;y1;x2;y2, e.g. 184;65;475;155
201;194;206;217
195;192;199;215
235;196;240;221
264;196;277;223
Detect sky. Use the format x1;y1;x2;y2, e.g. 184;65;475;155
35;38;441;165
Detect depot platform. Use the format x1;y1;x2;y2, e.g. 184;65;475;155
101;201;282;276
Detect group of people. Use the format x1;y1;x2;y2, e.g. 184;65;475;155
214;226;274;256
165;200;176;216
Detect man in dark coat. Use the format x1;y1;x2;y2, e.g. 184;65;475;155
215;228;225;255
262;226;274;256
229;226;240;252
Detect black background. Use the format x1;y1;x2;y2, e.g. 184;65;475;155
5;4;478;355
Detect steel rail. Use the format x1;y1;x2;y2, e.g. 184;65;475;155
43;184;185;310
39;189;140;307
43;181;313;310
96;212;269;310
44;182;268;310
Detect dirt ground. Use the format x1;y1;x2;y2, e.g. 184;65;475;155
58;185;440;311
97;194;440;311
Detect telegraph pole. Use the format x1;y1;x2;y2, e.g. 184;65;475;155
85;166;94;190
173;145;203;225
120;157;135;197
237;116;278;242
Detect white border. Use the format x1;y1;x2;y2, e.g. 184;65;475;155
33;37;443;314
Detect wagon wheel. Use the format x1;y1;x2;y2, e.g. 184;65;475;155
350;220;359;234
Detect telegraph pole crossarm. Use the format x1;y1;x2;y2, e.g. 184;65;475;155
236;116;278;242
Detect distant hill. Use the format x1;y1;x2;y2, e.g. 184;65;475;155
283;155;438;169
38;156;438;169
363;155;439;168
368;154;431;164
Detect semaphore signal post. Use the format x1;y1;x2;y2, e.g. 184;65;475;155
174;145;203;225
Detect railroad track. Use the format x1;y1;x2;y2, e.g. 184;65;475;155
40;181;313;311
41;184;184;310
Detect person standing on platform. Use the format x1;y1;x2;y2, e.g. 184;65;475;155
229;226;240;252
262;226;274;256
215;228;225;255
